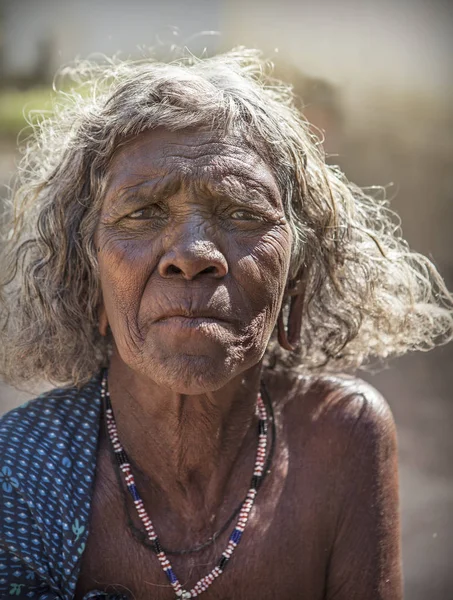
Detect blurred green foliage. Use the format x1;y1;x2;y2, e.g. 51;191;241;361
0;87;54;137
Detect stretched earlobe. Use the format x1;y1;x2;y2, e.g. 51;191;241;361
287;292;304;348
277;274;306;352
277;308;296;351
277;293;305;352
98;304;109;337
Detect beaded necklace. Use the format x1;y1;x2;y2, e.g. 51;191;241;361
101;373;269;599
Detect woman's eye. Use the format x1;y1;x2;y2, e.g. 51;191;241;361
126;206;164;220
229;209;262;221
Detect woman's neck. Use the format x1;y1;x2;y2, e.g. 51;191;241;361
106;351;263;523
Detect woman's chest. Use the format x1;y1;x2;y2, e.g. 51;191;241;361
74;404;334;600
75;504;328;600
74;463;331;600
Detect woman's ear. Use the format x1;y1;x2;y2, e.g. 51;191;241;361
277;272;306;352
277;293;305;352
98;303;109;337
286;291;304;348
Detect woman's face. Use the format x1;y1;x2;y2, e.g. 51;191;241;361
96;127;292;393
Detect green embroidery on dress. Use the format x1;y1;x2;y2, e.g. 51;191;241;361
9;583;25;595
72;518;85;541
77;542;86;555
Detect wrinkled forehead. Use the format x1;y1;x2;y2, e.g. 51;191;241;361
103;126;281;202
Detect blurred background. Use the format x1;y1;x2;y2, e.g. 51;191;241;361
0;0;452;597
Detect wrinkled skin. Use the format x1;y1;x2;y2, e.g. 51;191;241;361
75;128;402;599
96;128;290;394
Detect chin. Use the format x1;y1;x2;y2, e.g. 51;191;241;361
137;341;261;394
116;321;268;393
140;353;237;394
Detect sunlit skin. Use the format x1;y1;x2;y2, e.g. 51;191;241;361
75;128;402;600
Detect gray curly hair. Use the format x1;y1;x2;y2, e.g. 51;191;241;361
1;48;452;386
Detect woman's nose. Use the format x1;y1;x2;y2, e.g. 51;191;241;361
158;238;228;280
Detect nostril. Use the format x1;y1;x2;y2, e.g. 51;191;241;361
167;265;182;275
201;266;217;275
160;257;227;279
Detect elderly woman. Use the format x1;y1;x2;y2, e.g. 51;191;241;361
0;49;452;600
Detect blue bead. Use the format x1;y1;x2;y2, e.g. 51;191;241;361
167;568;177;583
128;484;140;501
230;529;242;544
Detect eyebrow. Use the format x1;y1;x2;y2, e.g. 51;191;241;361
105;174;179;206
209;177;278;209
107;171;280;211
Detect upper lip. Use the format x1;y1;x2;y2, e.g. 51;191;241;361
153;307;233;323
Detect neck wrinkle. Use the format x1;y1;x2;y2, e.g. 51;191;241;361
106;354;263;524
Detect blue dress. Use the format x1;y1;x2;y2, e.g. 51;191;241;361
0;373;125;600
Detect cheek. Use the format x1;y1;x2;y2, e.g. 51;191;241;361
97;233;160;325
234;226;292;315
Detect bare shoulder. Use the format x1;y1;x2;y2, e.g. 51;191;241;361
305;374;396;433
263;371;402;598
315;375;398;465
266;370;397;462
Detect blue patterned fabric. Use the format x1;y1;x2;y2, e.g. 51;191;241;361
0;373;122;600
